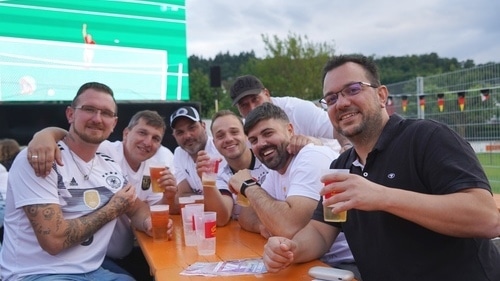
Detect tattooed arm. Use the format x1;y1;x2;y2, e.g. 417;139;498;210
24;183;136;255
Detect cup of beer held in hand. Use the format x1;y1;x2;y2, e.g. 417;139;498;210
202;159;220;188
149;164;166;193
322;169;350;222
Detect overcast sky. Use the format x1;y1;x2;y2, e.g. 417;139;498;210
185;0;499;64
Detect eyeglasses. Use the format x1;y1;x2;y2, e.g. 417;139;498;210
73;105;117;119
320;82;378;108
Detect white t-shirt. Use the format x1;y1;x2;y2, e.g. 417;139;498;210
0;143;126;280
0;163;7;200
261;144;354;265
271;96;341;152
217;151;269;219
99;141;174;258
173;137;224;194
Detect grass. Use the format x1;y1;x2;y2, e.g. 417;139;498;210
477;153;500;194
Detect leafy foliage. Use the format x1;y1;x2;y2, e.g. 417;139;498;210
187;33;480;118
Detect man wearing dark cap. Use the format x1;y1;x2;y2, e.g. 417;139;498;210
230;75;351;153
169;106;224;213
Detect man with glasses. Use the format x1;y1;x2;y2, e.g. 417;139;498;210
0;82;158;280
230;75;351;153
26;109;177;280
263;55;500;281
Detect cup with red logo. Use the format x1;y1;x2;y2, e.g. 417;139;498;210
195;211;217;255
321;169;350;222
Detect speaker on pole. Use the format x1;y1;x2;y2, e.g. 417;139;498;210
209;66;221;88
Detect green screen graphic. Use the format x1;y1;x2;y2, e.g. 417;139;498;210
0;0;188;102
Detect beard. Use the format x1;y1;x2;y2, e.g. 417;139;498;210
181;136;207;156
73;123;108;144
258;142;290;171
339;107;384;142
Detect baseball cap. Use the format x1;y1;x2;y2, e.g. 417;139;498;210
230;75;265;106
169;106;201;129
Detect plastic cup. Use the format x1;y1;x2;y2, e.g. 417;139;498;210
178;196;196;209
182;204;204;246
150;204;170;242
190;194;204;204
322;169;350;222
202;159;219;188
236;192;250;207
149;165;166;193
195;211;217;255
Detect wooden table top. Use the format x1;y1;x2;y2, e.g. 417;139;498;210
134;215;332;281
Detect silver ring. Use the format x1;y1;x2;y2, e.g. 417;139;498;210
31;155;39;159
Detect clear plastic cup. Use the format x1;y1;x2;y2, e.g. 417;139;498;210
150;204;170;242
182;203;204;246
195;211;217;255
321;169;350;222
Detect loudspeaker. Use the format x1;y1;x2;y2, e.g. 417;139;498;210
209;66;221;88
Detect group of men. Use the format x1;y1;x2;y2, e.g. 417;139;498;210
0;55;498;281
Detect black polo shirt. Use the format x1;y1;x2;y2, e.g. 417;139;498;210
312;114;500;281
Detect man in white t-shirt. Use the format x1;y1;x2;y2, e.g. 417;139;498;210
0;82;154;280
170;106;224;214
24;110;177;280
197;110;268;226
228;102;358;276
229;75;351;153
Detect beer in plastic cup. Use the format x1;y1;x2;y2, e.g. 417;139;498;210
195;211;217;255
236;192;250;207
322;169;350;222
150;204;170;242
202;159;219;188
149;165;166;193
182;204;204;246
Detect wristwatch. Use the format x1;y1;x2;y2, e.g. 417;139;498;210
240;179;260;197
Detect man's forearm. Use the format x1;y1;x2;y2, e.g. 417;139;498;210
26;203;121;255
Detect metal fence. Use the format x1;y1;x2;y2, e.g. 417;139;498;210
385;63;500;192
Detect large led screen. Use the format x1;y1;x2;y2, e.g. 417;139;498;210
0;0;188;102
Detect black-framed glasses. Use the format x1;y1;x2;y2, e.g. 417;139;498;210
73;105;117;119
320;82;378;108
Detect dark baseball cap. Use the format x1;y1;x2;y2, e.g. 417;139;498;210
169;106;200;129
229;75;265;106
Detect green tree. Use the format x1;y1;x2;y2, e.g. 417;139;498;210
240;32;335;101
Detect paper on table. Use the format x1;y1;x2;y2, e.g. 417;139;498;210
180;258;267;276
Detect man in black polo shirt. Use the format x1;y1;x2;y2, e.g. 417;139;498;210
262;55;500;281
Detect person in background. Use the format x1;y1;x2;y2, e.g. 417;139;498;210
228;102;358;278
0;82;157;280
197;110;268;226
169;106;225;214
0;138;20;243
229;74;351;154
0;138;21;202
263;55;500;281
26;110;176;280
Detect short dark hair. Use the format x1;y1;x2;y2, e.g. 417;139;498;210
71;82;117;113
243;102;289;135
210;110;243;133
322;55;381;87
127;110;166;133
